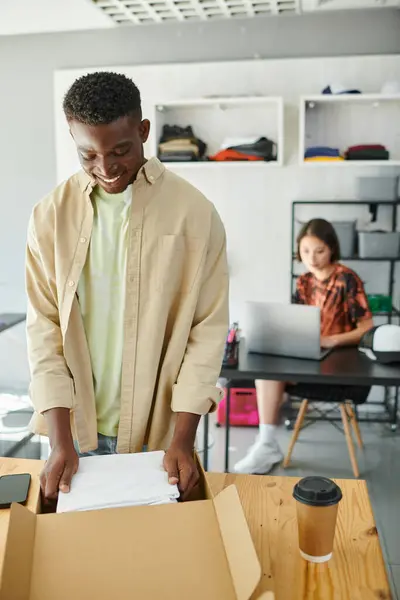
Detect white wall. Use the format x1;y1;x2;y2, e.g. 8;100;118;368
54;55;400;327
0;0;113;35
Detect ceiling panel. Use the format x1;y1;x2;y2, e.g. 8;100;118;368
0;0;398;35
91;0;299;23
91;0;400;25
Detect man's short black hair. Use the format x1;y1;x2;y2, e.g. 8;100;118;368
63;71;142;125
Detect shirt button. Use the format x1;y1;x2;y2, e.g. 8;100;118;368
80;237;87;243
149;175;154;182
68;281;75;288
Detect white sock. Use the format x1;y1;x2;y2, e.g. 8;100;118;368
258;424;277;445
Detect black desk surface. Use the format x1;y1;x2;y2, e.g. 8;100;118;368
221;343;400;387
0;313;26;334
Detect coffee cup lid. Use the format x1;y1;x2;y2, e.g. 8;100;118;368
293;476;342;507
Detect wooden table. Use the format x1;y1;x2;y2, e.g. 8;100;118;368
207;472;392;600
0;459;391;600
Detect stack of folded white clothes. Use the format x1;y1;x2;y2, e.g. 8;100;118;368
57;451;180;513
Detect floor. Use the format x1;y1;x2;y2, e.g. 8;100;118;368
2;396;399;598
196;411;400;599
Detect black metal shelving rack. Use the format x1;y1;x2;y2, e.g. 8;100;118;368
290;199;400;430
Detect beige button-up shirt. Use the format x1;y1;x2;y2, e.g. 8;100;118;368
26;158;229;453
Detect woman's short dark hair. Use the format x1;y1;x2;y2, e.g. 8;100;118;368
296;218;341;262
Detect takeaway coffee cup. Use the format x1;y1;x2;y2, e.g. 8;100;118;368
293;476;342;563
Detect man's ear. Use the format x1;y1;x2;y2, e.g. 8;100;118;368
139;119;151;144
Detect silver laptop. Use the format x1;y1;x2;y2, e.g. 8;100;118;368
245;301;331;361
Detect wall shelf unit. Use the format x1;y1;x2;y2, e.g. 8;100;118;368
153;96;284;167
299;93;400;167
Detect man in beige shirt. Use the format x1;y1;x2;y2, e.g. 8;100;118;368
26;72;229;501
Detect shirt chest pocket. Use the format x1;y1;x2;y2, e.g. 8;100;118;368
157;235;205;295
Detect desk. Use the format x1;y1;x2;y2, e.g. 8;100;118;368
0;313;26;334
209;345;400;472
222;344;400;387
0;458;391;600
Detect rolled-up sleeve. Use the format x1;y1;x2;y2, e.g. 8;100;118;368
171;207;229;415
26;216;75;413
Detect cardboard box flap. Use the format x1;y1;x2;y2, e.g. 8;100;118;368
5;499;246;600
213;485;261;600
0;503;36;600
0;484;262;600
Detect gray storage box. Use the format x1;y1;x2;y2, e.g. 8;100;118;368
357;176;399;202
358;232;400;258
332;221;356;258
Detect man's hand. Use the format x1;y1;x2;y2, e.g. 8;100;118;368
41;407;78;502
40;442;79;501
163;444;199;501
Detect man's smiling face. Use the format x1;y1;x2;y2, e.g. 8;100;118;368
70;115;150;194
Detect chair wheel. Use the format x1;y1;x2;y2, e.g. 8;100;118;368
285;419;294;431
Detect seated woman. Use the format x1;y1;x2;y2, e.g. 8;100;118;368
234;218;374;475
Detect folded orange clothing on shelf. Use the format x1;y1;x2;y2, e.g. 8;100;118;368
209;149;264;162
304;156;344;162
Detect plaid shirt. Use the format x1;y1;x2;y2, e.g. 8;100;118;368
294;264;372;337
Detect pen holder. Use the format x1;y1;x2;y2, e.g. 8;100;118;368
222;340;239;369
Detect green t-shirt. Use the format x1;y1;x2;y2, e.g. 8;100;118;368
78;184;131;437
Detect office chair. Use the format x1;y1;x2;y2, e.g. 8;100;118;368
282;386;367;478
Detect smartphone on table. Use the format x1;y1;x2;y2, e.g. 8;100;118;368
0;473;31;509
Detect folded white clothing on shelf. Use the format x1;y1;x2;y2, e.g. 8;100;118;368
56;450;180;514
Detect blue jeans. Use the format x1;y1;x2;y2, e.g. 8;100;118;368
76;434;147;457
77;433;118;458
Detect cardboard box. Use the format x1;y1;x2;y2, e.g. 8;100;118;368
0;458;262;600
